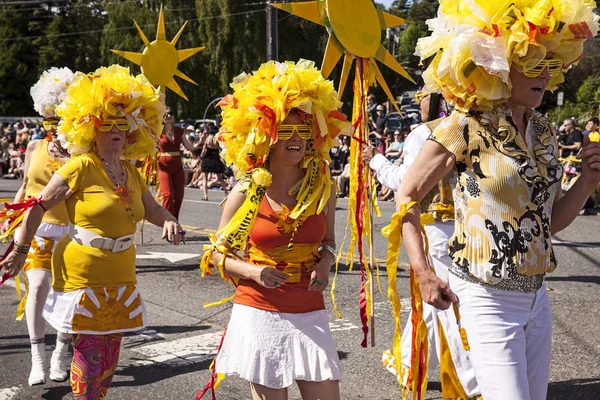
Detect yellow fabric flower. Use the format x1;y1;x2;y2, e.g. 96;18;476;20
55;65;165;158
416;0;599;111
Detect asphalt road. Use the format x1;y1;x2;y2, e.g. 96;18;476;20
0;178;599;400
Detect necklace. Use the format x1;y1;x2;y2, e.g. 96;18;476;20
95;151;135;223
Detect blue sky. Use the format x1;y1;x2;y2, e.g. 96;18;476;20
377;0;395;8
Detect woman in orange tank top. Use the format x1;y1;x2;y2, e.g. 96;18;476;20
198;60;352;400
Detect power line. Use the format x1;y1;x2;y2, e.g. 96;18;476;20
1;9;265;42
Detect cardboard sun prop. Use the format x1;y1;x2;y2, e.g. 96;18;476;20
274;0;415;111
112;6;204;101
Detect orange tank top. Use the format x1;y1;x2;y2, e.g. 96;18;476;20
233;196;327;313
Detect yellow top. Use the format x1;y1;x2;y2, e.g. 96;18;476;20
429;108;563;284
25;140;69;226
52;153;148;292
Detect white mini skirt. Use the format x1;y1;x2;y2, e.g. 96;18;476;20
216;304;342;389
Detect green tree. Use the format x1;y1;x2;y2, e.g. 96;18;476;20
0;5;45;115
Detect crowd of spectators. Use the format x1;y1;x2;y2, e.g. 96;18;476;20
179;123;234;193
330;96;411;200
0;120;47;179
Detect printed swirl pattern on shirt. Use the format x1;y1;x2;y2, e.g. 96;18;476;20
430;108;563;284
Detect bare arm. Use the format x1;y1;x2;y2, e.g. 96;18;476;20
212;182;289;288
396;140;458;310
552;137;600;233
1;173;73;276
141;190;184;244
12;140;40;203
308;183;336;291
181;134;195;152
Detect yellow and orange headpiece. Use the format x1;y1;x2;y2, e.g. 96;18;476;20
55;64;165;158
415;0;599;111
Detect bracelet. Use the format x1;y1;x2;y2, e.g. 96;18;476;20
12;243;30;255
317;244;336;257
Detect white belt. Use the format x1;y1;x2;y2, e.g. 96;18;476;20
68;223;135;253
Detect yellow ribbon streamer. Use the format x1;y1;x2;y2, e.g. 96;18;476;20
381;201;418;385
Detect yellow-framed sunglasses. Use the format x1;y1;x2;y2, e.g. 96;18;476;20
522;58;563;78
42;119;59;130
98;119;130;132
415;91;430;104
277;124;312;140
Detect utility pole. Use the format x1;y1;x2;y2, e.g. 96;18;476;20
266;1;278;61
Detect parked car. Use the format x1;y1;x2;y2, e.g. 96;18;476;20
194;119;219;132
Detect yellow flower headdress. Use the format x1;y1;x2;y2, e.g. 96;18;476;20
55;64;165;158
415;0;599;111
201;59;351;278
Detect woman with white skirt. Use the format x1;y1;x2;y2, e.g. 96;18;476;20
199;60;352;399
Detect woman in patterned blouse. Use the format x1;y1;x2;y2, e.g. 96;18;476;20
394;1;600;399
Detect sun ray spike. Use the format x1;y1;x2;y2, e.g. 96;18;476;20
110;50;143;66
177;46;205;62
378;11;405;29
175;69;198;86
374;44;416;84
171;20;189;46
166;78;188;101
321;35;345;79
272;1;326;26
337;53;354;100
133;20;150;47
370;58;402;114
156;5;167;41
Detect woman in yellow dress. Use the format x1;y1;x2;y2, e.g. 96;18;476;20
0;65;185;400
392;1;600;399
5;67;76;386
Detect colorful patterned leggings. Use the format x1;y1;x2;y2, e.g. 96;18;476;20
70;333;123;400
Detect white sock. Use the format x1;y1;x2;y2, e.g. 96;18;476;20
29;339;46;386
49;333;71;382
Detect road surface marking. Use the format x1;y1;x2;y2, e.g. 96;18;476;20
0;387;21;400
183;199;222;206
136;252;200;263
132;331;223;367
180;224;216;235
329;319;360;332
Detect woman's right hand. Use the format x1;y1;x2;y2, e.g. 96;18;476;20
0;251;27;278
416;268;458;310
248;264;289;289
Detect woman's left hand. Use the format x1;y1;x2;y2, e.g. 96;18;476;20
580;136;600;186
161;220;186;245
308;260;331;292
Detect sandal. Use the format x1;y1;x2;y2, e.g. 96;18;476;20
201;196;208;201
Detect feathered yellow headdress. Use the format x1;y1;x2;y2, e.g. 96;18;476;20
201;59;351;278
55;64;165;158
415;0;599;111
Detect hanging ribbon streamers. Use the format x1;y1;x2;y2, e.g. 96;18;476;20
332;58;381;347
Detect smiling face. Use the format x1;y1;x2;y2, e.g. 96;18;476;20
270;113;308;167
508;64;550;109
95;117;128;155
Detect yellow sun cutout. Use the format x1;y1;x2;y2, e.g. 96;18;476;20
274;0;415;112
112;5;205;101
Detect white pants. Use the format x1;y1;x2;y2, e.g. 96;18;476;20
400;222;479;397
449;273;552;400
